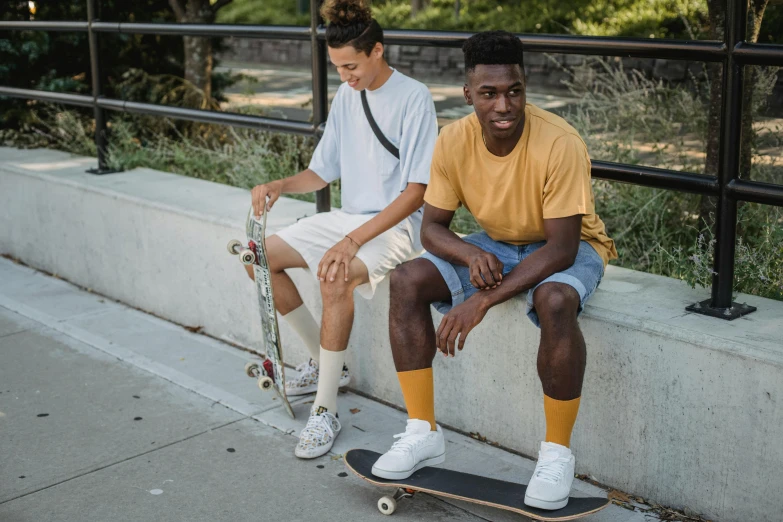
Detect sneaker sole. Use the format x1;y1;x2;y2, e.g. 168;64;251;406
295;435;339;459
371;453;446;480
286;376;351;397
523;494;569;511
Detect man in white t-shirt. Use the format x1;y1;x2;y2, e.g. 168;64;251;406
245;0;438;459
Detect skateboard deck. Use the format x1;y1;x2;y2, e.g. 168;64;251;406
227;204;295;419
344;449;609;520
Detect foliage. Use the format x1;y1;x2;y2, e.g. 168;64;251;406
0;0;237;128
216;0;311;25
219;0;717;40
557;56;783;299
658;206;783;301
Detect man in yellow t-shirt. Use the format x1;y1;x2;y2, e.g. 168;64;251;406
371;31;617;511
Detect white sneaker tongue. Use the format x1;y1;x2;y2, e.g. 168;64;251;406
541;441;569;455
406;419;432;434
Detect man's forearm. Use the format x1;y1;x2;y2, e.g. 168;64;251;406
474;244;577;309
421;223;485;266
349;185;425;246
280;169;329;194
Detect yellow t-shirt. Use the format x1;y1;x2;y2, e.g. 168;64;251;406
424;104;617;266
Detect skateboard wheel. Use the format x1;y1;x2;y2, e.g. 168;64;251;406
239;250;256;265
227;239;243;255
244;362;260;378
258;377;273;391
378;496;396;515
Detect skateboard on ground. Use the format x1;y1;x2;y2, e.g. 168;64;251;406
227;203;295;419
344;449;609;520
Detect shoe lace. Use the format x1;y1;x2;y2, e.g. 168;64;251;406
388;424;427;455
301;412;339;442
290;360;317;384
533;453;571;484
295;359;317;372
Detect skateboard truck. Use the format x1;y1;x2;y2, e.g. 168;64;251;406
378;488;416;515
244;360;275;390
227;239;257;265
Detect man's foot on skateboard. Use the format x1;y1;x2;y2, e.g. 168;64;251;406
285;359;351;396
295;405;342;459
524;441;575;510
371;419;445;480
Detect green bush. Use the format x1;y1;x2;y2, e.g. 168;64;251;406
219;0;714;40
558;56;783;300
216;0;311;25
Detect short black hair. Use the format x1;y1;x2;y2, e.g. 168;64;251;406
462;30;525;76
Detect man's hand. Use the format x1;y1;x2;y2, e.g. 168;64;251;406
436;296;489;357
251;180;284;218
467;251;504;290
318;237;361;283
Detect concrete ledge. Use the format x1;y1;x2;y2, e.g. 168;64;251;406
2;147;782;522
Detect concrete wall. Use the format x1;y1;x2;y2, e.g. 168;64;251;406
2;147;782;522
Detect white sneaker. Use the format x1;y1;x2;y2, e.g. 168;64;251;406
371;419;445;480
285;360;351;396
294;406;341;459
524;441;576;510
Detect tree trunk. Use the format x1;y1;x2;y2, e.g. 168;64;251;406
184;34;213;99
739;1;770;180
411;0;430;17
169;0;234;100
699;0;769;229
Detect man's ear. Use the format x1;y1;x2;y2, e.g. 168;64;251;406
463;84;473;106
373;42;384;60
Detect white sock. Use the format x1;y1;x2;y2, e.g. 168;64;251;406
282;304;321;363
313;347;345;414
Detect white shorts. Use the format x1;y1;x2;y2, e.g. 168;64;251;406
275;209;418;299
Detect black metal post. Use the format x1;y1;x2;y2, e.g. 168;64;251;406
686;0;756;319
311;0;330;212
85;0;113;174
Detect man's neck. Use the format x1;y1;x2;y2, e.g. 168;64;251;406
482;114;526;157
367;64;394;91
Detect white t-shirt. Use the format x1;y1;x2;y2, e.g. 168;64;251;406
308;69;438;249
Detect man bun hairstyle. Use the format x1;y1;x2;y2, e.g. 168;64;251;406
321;0;384;56
462;30;525;76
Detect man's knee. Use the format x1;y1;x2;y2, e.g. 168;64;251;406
265;236;287;273
320;277;354;303
390;259;436;302
534;283;580;322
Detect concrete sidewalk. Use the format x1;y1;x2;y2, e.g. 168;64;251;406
0;257;649;522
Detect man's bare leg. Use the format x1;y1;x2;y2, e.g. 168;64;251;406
370;259;450;479
388;259;451;431
243;235;308;315
389;259;451;371
311;257;369;414
533;282;584;448
243;234;321;364
524;282;584;510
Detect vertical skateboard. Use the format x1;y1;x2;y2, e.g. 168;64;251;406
228;203;295;419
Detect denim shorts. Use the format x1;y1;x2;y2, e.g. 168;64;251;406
421;231;605;328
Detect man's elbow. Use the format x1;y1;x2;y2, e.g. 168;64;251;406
553;243;579;271
421;227;434;252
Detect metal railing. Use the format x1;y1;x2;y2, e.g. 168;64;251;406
1;0;782;318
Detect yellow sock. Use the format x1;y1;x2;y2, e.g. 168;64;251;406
397;368;436;431
544;395;581;448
